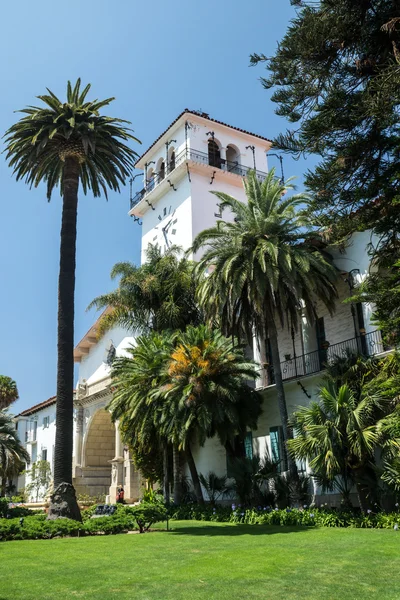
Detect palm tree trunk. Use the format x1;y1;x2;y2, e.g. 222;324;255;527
173;445;183;505
163;441;170;504
1;476;6;497
185;444;204;504
48;156;81;522
266;317;299;480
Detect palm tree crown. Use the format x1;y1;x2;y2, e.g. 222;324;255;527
0;376;19;411
191;169;338;478
4;79;139;199
0;412;30;495
89;244;201;336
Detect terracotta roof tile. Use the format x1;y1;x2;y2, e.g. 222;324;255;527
16;396;56;417
134;109;272;167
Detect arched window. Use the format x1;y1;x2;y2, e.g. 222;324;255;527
226;145;241;174
158;160;165;182
168;149;176;173
147;167;155;191
208;139;221;168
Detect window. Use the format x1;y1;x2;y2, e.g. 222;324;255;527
43;416;50;429
226;145;241;174
168;150;175;173
42;449;47;462
32;420;37;441
270;426;288;473
226;432;253;477
208;139;221;168
158;161;165;181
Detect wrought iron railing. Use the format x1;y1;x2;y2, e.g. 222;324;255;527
130;148;269;209
268;330;391;384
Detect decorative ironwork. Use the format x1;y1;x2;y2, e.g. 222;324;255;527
129;148;270;210
278;330;389;383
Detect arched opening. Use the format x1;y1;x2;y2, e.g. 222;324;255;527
147;167;155;191
158;160;165;182
226;145;241;174
208;139;221;168
168;148;176;173
84;409;115;468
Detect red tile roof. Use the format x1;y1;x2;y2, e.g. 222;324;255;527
134;109;272;167
16;396;56;417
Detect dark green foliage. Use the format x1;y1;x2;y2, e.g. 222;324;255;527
252;1;400;242
0;412;30;495
0;498;33;519
88;244;201;336
198;472;233;506
4;78;139;200
128;502;168;533
0;376;19;410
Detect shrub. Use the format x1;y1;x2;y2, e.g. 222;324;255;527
128;502;167;533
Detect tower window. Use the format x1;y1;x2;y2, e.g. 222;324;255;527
158;161;165;182
169;151;175;173
208;140;221;168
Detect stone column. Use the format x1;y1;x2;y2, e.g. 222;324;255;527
108;420;124;502
124;450;142;502
72;405;84;478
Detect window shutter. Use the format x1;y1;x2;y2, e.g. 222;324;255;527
244;432;253;459
270;426;287;473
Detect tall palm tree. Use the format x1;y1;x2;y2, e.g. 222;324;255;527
0;376;19;411
0;412;30;497
192;169;338;478
288;382;392;510
109;332;176;503
4;80;140;519
164;325;262;503
89;244;201;502
88;244;201;335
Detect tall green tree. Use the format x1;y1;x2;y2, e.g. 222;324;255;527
0;412;30;497
288;382;395;510
4;79;140;519
251;0;400;242
109;332;175;502
88;244;201;336
164;325;262;503
0;376;19;411
90;244;201;503
251;0;400;342
192;170;338;478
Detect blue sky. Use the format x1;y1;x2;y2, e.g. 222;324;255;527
0;0;315;412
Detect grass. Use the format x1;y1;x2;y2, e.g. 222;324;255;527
1;520;400;599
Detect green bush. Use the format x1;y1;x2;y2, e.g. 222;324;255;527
128;502;167;533
0;498;36;519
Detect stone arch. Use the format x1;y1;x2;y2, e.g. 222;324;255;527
84;409;115;468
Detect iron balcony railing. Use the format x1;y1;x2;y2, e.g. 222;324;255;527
268;330;391;384
130;148;269;209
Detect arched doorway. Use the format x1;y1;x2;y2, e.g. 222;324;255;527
74;409;116;499
85;409;115;468
208;139;221;168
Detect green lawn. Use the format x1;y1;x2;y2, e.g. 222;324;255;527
1;521;399;599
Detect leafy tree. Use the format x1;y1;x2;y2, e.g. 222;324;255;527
192;170;338;478
251;1;400;342
109;333;175;502
0;412;30;497
4;79;139;519
88;244;201;336
251;0;400;249
0;376;19;411
164;325;262;504
288;382;394;510
25;460;52;502
91;244;201;502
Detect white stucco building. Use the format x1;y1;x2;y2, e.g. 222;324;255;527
14;110;391;505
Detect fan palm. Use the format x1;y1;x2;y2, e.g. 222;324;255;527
88;244;201;335
0;412;30;497
288;383;392;510
4;79;140;519
192;169;338;478
0;376;19;411
109;332;176;503
164;325;262;503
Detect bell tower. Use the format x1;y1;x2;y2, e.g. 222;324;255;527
129;109;272;262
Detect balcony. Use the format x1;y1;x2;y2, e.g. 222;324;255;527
267;330;391;385
130;148;268;210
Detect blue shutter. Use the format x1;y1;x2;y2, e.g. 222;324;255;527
244;432;253;459
270;427;281;472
